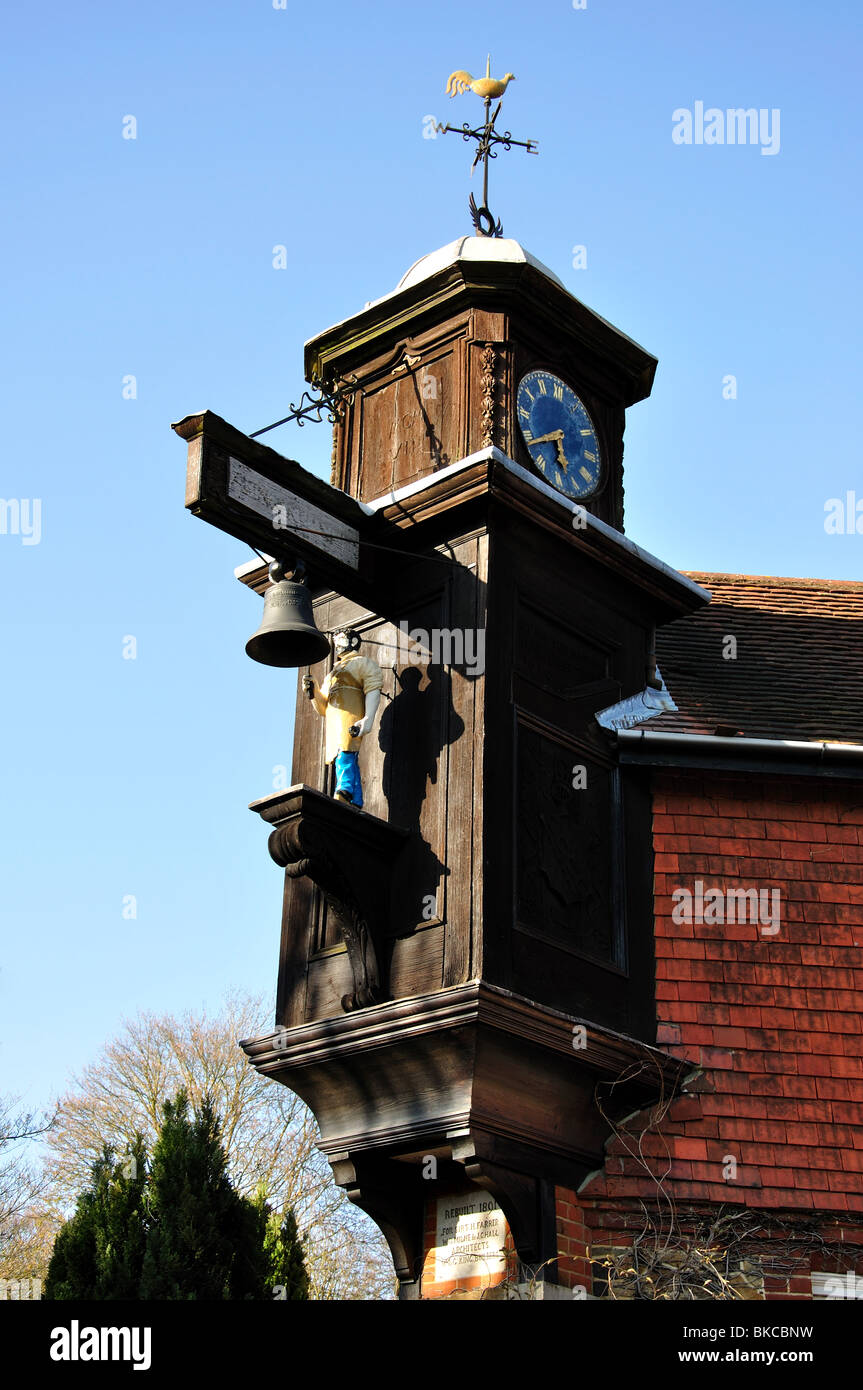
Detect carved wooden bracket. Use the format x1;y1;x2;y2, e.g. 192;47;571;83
329;1151;425;1287
479;341;501;449
250;784;409;1012
325;1145;555;1291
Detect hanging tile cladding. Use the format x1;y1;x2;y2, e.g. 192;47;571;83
580;772;863;1215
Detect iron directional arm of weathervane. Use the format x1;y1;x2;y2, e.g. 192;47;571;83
485;129;539;156
435;119;539;158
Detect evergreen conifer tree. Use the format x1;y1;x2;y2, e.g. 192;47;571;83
43;1174;101;1300
44;1136;148;1300
95;1135;148;1298
45;1091;309;1300
139;1090;269;1299
264;1205;311;1300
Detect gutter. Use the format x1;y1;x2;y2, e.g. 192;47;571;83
616;728;863;779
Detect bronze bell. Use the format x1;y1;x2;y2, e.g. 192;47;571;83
245;562;331;668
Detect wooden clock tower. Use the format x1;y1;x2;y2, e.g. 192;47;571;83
307;235;655;531
176;116;708;1295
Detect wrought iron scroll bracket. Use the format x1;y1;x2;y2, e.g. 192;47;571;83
249;373;358;439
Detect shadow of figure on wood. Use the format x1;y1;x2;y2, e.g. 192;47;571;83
378;662;464;935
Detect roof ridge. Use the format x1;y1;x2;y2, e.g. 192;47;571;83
682;571;863;591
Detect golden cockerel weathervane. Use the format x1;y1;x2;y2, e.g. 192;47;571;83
438;56;538;238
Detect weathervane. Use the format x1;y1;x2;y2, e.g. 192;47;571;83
251;60;537;440
438;56;538;238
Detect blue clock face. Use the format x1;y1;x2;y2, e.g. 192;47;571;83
517;371;602;499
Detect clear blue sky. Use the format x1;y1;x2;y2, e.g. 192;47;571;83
1;0;861;1115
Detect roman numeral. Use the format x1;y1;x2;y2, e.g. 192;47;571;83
580;465;593;483
584;451;596;463
553;383;564;401
519;406;530;421
538;378;547;395
523;431;534;443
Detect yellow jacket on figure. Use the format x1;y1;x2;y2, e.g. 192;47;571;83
303;630;382;807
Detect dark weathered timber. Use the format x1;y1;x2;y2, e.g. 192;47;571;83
240;450;706;1276
305;256;657;528
251;785;410;1012
239;982;688;1282
173;409;454;616
219;249;709;1291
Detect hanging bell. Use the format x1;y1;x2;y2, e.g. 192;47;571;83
245;562;331;668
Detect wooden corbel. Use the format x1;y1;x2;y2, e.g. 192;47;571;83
448;1130;558;1271
250;784;409;1012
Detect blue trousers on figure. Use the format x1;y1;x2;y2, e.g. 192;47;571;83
334;751;363;808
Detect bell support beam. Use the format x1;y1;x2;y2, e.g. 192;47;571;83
174;410;407;612
176;413;707;635
236;447;709;628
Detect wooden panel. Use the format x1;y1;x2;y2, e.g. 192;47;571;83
282;564;477;1015
509;764;655;1035
389;924;444;1000
510;932;628;1032
479;513;659;1035
515;599;612;689
378;595;449;935
304;925;444;1020
330;315;472;500
276;875;315;1029
515;720;623;968
304;947;355;1021
508;526;653;701
478;526;517;989
442;534;486;987
357;352;459;498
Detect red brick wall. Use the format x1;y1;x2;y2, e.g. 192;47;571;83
554;772;863;1296
554;1187;591;1291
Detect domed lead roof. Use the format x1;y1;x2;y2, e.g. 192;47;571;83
394;236;565;293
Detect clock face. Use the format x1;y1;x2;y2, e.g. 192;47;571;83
516;371;602;499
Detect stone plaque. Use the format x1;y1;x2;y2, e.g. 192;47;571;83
434;1194;507;1281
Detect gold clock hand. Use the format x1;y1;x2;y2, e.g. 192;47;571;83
528;429;564;447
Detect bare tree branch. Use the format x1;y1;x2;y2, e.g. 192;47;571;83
16;993;394;1299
